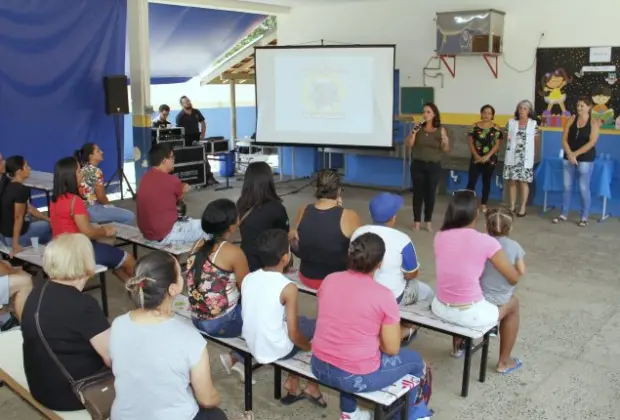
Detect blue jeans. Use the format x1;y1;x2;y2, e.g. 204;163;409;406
311;349;426;414
562;160;594;220
160;218;207;246
88;204;135;225
193;304;244;362
280;316;316;360
2;220;52;248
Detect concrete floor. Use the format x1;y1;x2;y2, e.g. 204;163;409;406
2;179;620;419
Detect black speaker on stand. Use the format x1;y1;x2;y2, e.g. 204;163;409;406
103;75;135;200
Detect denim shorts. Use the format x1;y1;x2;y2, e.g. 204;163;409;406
92;240;127;270
192;304;243;338
280;316;317;360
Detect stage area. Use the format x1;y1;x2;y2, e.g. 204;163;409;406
1;183;619;420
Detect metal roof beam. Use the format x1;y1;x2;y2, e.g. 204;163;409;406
149;0;290;15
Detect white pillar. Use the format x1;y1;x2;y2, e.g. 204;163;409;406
229;81;237;141
127;0;152;184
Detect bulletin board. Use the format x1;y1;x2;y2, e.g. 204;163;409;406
535;47;620;130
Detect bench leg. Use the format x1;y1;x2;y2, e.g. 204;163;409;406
99;273;109;317
243;354;253;412
273;365;282;400
132;243;138;259
479;332;490;383
374;404;385;420
461;337;473;398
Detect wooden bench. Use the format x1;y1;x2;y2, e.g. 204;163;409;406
109;222;193;260
0;329;90;419
172;296;420;418
273;351;419;420
285;270;493;398
0;243;110;317
172;297;258;414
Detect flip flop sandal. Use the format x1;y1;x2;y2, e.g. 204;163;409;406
303;391;328;408
516;212;527;218
497;357;523;375
280;392;305;405
578;220;588;227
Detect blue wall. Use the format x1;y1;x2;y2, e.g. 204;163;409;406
0;0;126;177
124;105;257;160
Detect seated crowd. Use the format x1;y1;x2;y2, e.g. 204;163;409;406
0;145;525;419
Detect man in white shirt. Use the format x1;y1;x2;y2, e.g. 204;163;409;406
351;192;434;343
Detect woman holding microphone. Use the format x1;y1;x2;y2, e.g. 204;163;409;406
406;103;450;232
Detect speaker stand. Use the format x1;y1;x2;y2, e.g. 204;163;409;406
105;114;136;201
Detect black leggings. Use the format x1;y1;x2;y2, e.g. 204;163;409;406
193;407;228;420
410;160;442;222
466;161;495;205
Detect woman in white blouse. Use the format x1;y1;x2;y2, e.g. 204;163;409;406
503;100;539;217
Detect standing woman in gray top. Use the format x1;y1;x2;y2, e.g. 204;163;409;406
406;103;450;232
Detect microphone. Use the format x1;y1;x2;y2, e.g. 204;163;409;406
411;118;426;132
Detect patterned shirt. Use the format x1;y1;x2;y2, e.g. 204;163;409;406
186;241;239;320
79;164;104;206
468;124;503;165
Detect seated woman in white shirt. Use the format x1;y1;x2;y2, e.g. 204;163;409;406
110;250;227;420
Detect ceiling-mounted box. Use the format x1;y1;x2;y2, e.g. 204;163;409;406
436;9;505;55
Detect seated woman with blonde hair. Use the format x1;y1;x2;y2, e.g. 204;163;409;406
17;233;111;412
110;250;227;420
291;169;362;289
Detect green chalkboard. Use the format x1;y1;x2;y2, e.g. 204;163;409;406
400;87;434;114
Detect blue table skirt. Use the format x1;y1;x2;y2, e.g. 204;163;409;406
535;157;615;199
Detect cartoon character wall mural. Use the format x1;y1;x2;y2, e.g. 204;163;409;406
535;47;620;130
591;85;615;126
540;68;571;117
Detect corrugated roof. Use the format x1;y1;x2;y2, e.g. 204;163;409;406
200;28;276;85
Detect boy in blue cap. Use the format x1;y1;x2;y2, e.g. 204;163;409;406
351;192;434;341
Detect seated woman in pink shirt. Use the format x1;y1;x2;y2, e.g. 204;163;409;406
432;191;521;373
311;233;432;420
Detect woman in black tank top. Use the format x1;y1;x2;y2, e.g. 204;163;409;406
553;97;601;227
292;170;361;289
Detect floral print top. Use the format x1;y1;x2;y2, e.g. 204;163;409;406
186;241;239;320
79;163;105;206
468;124;503;165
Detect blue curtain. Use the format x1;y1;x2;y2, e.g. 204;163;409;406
0;0;127;178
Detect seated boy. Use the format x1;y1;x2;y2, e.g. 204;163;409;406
241;229;325;408
351;192;434;343
136;143;205;245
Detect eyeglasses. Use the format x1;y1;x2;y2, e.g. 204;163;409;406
452;189;476;197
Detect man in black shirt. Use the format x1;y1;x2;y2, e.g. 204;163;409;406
175;96;218;184
152;104;172;128
175;96;206;147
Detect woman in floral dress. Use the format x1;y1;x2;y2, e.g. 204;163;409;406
503;100;539;217
75;143;135;224
187;198;251;384
466;104;503;212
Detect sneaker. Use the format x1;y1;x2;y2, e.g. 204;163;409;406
451;340;467;358
230;362;257;385
341;408;373;420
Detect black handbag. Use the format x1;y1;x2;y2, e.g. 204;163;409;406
34;281;115;420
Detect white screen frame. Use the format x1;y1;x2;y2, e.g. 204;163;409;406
254;45;396;150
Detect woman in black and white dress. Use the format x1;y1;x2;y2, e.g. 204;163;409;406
503;100;539;217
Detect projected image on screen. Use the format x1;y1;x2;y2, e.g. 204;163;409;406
304;73;343;116
256;46;395;148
